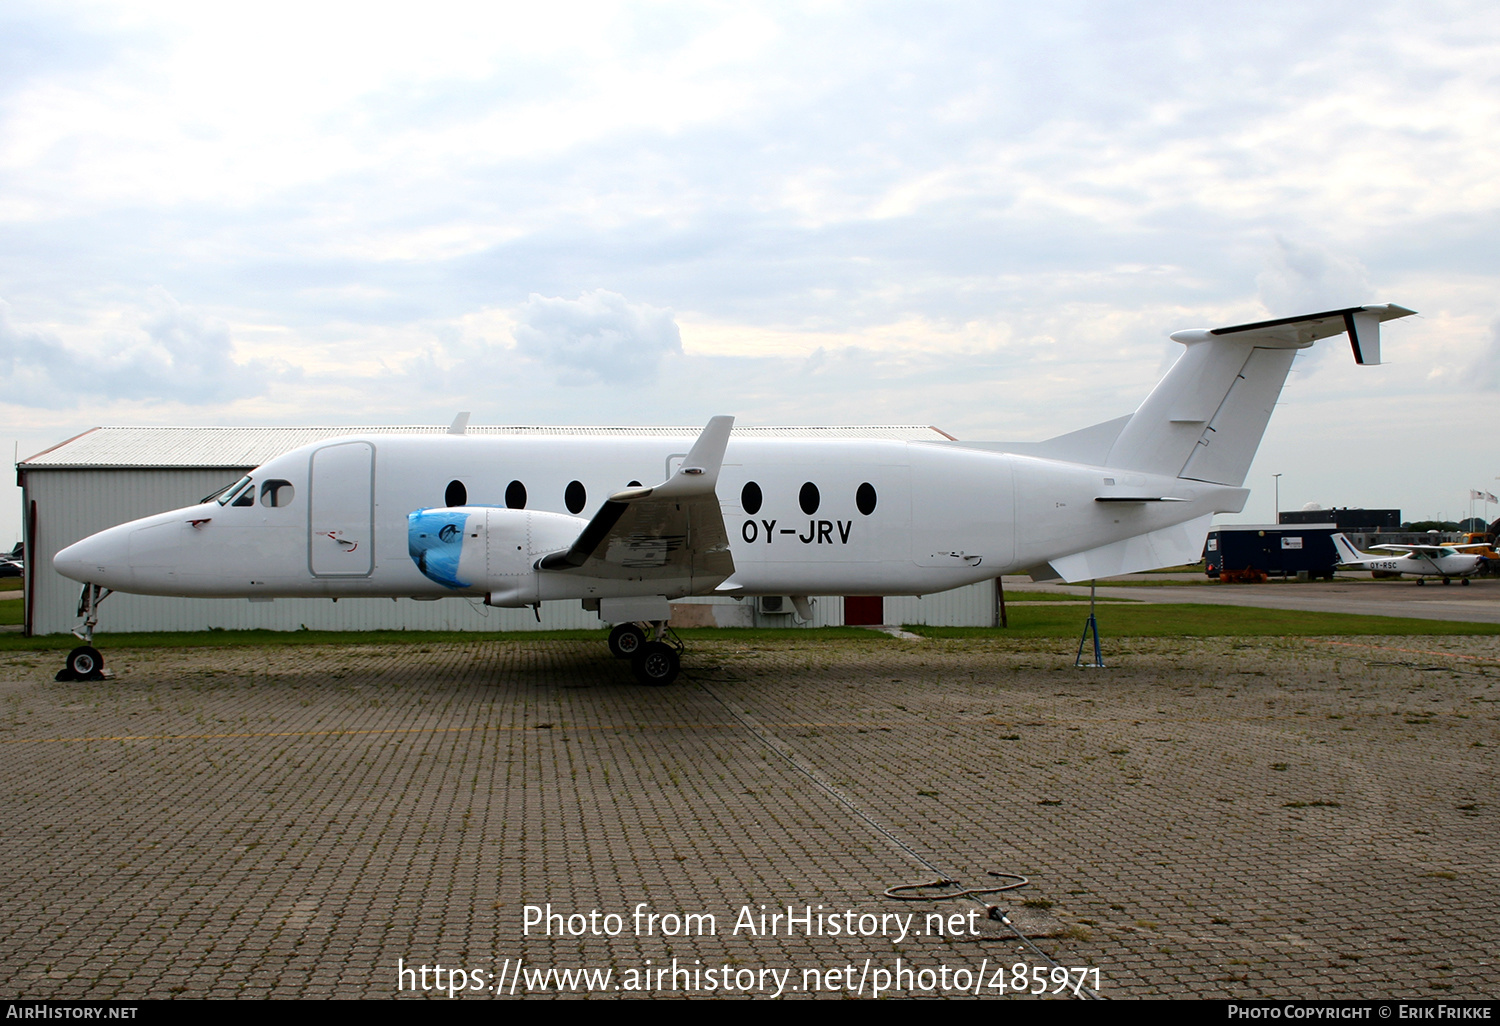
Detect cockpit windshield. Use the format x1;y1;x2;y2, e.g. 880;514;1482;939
214;475;254;506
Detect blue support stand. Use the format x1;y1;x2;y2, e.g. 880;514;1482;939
1074;580;1105;668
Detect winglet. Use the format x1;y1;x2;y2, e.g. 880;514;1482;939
448;412;471;435
610;416;735;502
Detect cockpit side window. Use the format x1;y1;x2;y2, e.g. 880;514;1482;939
260;480;295;508
217;476;254;506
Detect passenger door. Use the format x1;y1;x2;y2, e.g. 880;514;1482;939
308;441;375;577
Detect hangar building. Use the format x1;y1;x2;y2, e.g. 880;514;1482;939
17;425;1002;637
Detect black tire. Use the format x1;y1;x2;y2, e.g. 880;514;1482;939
1461;578;1470;586
608;623;647;659
1442;577;1451;586
65;646;103;680
631;642;680;685
1415;578;1425;586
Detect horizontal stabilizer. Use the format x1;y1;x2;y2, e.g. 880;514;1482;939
1174;303;1414;365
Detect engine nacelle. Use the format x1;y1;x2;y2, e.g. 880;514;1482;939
407;506;587;605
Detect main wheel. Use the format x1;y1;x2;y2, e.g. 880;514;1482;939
1442;577;1451;585
631;642;680;685
1462;577;1471;586
1415;578;1426;586
608;623;646;659
64;646;104;680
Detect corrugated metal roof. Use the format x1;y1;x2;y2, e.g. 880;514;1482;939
20;424;951;469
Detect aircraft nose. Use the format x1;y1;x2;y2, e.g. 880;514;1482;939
54;526;131;587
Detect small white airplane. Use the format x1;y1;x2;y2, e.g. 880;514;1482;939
1331;533;1486;585
54;303;1413;684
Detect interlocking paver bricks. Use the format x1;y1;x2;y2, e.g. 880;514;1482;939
0;634;1494;999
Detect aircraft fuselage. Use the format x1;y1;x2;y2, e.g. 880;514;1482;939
54;433;1245;605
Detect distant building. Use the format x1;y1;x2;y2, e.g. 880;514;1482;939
1279;507;1401;531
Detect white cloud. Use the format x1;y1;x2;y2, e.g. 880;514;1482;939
1475;319;1500;392
0;288;290;407
511;290;681;384
1256;237;1373;316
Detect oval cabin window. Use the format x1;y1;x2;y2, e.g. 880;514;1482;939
741;481;763;515
565;480;586;514
856;482;877;516
445;480;467;507
505;480;527;509
799;482;820;515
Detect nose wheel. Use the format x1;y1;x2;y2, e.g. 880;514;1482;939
58;645;105;682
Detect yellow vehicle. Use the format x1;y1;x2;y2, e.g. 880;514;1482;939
1458;533;1498;573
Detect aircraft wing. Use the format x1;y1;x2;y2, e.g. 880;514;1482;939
1371;544;1443;555
537;416;736;584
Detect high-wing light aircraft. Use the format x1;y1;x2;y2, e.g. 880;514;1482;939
54;304;1413;684
1331;533;1486;584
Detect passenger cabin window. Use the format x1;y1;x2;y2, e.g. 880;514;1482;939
445;480;467;507
741;482;763;515
565;480;586;514
856;482;877;516
505;480;527;509
799;482;820;515
260;480;295;508
216;475;253;506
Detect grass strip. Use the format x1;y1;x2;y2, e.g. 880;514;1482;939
908;603;1500;638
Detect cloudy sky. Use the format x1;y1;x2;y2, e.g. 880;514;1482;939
4;0;1498;546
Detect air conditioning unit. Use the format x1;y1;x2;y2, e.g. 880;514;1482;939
758;595;792;615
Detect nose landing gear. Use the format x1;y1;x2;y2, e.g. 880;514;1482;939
56;583;112;681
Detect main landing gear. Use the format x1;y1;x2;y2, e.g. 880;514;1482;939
57;583;113;682
607;621;682;685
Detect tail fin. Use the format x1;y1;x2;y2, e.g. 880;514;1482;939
1330;533;1365;565
1104;305;1413;486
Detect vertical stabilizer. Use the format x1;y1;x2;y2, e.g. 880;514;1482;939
1104;304;1412;486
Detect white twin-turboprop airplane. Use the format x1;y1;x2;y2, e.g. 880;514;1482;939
1331;533;1486;585
53;304;1413;684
